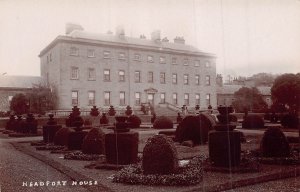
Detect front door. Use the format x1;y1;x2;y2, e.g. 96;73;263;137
147;93;154;105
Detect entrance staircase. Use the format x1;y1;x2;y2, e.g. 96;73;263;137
154;102;181;116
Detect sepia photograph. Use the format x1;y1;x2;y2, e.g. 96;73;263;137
0;0;299;191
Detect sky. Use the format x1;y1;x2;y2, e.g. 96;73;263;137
0;0;299;78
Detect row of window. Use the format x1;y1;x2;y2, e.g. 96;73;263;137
71;67;211;85
69;47;212;67
71;91;211;106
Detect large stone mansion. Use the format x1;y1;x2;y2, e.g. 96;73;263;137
39;24;217;110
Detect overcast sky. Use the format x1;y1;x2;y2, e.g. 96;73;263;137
0;0;299;78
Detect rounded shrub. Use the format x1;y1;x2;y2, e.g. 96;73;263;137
175;114;216;145
153;116;173;129
127;115;141;128
242;114;264;129
100;113;109;124
260;127;290;157
82;128;105;154
281;114;299;129
142;134;178;175
53;127;74;146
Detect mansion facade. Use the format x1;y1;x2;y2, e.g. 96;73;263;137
39;24;217;110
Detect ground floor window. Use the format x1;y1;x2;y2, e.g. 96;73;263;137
71;91;78;105
173;93;177;105
135;92;141;105
104;91;110;106
120;91;125;105
206;93;211;106
195;94;200;105
160;93;165;103
88;91;95;106
184;93;189;105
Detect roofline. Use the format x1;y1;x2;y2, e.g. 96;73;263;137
39;35;216;58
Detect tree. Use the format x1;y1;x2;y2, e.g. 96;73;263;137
232;87;268;113
271;73;300;114
250;73;277;86
10;93;29;115
26;84;58;114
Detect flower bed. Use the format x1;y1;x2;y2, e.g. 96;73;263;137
112;156;204;186
36;145;65;151
64;151;104;161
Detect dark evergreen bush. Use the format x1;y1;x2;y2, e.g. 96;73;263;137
127;115;141;128
242;114;264;129
281;114;299;129
125;105;133;116
153;116;173;129
100;113;109;124
142;134;178;174
82;128;105;154
108;106;116;116
175;114;216;145
53;127;74;146
90;106;100;117
260;127;290;157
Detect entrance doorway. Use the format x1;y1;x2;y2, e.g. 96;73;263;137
147;93;154;105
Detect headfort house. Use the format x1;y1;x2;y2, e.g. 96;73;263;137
39;24;217;111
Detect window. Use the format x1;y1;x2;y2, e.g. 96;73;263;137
119;52;125;60
49;53;52;62
195;75;200;85
104;69;110;81
159;56;166;64
147;55;154;62
205;61;211;68
70;47;79;56
135;71;141;83
148;71;153;83
87;49;95;57
134;53;141;61
194;60;200;67
206;94;211;106
172;73;177;84
88;68;96;80
103;51;110;59
120;91;125;105
160;93;166;103
71;67;79;79
184;74;189;85
71;91;78;105
205;75;211;85
135;92;141;105
172;57;177;65
88;91;95;106
119;70;125;82
160;72;166;84
104;92;110;105
173;93;178;105
195;94;200;105
184;93;189;105
183;58;189;66
47;56;49;63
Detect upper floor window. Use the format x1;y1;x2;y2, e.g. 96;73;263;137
172;57;177;65
88;91;95;106
194;60;200;67
147;55;154;63
88;68;96;80
119;52;126;60
159;56;166;64
172;73;177;84
71;67;79;80
119;70;125;82
205;75;211;86
87;49;95;57
104;69;110;81
184;74;189;85
135;71;141;83
134;53;141;61
205;61;211;68
70;47;79;56
103;51;111;59
195;75;200;85
49;53;52;62
183;58;189;66
71;91;78;105
148;71;153;83
160;72;166;84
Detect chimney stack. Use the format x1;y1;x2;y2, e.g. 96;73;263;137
151;30;161;42
174;36;185;44
116;26;125;38
65;23;84;35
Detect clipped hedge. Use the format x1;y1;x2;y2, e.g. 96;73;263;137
153;116;173;129
242;114;264;129
127;115;141;128
53;127;74;146
281;114;299;129
82;128;105;154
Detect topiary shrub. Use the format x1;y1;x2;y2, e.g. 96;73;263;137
108;106;116;116
53;127;74;146
127;115;141;128
175;114;216;145
82;128;105;154
153;116;173;129
100;113;109;124
125;105;133;116
260;127;290;157
281;114;299;129
242;114;264;129
142;134;178;175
